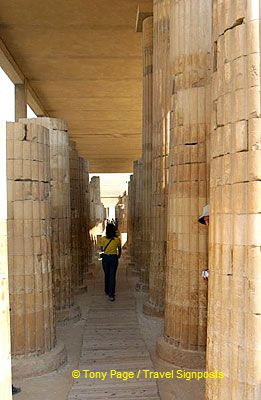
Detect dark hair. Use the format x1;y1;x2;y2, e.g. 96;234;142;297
106;223;116;239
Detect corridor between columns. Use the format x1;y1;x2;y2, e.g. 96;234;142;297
0;1;260;400
68;257;160;400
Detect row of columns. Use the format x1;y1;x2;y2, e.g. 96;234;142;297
128;0;260;398
5;117;93;380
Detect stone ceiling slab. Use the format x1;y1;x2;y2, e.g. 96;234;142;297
0;0;152;172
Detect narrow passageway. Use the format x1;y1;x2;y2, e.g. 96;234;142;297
68;256;160;400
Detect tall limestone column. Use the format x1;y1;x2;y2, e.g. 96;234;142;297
7;122;66;378
20;118;80;322
206;2;261;399
139;16;153;291
0;121;12;399
143;0;170;317
69;141;87;293
127;175;135;265
157;0;212;368
132;160;143;277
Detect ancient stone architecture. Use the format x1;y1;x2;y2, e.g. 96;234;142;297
157;0;211;367
0;1;260;399
142;0;170;316
206;1;261;398
20;118;80;322
6;122;66;378
0;123;12;400
139;15;154;292
89;176;106;229
115;191;128;233
69;142;91;294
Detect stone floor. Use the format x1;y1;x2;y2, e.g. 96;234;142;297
68;260;160;399
13;252;205;400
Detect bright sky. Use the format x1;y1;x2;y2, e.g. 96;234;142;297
0;67;132;217
90;173;131;208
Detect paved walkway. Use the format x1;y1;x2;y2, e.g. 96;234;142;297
68;260;160;399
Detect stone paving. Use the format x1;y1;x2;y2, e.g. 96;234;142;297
68;260;160;399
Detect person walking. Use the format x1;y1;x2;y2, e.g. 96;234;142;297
101;223;121;301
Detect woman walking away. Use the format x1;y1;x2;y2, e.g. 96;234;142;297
101;223;121;301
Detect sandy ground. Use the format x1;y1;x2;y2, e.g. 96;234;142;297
13;257;205;400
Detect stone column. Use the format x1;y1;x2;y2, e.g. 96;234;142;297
69;141;87;293
0;121;12;399
127;175;135;265
157;0;212;368
20;118;80;323
139;16;153;291
143;0;170;317
7;122;66;378
83;159;92;277
15;83;27;121
206;2;261;399
78;157;89;288
129;160;143;277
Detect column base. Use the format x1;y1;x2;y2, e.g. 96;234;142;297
156;336;206;370
56;305;81;323
143;300;164;318
12;342;67;379
74;284;88;295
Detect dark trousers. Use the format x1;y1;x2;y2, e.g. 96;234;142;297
102;255;118;297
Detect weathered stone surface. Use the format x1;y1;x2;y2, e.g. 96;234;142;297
206;2;261;399
0;125;12;399
7;122;67;378
157;0;211;367
144;0;170;317
20;117;79;322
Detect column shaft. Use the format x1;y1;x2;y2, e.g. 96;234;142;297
206;2;261;398
7;122;66;378
157;0;212;368
20;118;80;322
0;123;12;399
140;16;153;291
144;0;170;317
132;160;143;278
69;142;87;293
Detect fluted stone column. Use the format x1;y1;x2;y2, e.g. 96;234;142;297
206;2;261;399
83;159;92;276
143;0;170;317
7;122;66;379
127;175;135;265
132;160;143;278
139;16;153;291
20;118;80;323
69;141;87;293
78;157;89;288
0;122;12;399
157;0;212;368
